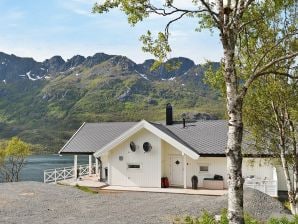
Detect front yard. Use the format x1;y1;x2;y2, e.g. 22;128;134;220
0;182;290;224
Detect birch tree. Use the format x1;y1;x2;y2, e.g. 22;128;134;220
93;1;298;223
0;137;31;182
244;76;298;214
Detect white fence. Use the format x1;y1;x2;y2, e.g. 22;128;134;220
244;179;278;197
44;164;95;183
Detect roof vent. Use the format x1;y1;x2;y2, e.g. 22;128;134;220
166;103;173;125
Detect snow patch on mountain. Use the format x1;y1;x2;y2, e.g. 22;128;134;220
168;77;176;81
25;71;43;81
135;71;149;80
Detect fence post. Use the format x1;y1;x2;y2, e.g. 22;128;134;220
54;169;57;183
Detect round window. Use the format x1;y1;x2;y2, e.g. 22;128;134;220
130;141;136;152
143;142;152;152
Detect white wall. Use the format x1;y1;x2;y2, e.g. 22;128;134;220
242;158;275;180
107;128;161;187
161;141;228;188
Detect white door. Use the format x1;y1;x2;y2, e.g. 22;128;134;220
170;155;184;186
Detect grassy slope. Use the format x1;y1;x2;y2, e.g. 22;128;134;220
0;62;225;153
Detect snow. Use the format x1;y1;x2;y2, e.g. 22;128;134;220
168;77;176;81
161;78;166;81
139;73;148;80
2;80;6;84
40;68;45;71
75;73;80;77
1;61;6;65
25;71;42;81
135;71;149;80
44;76;51;80
181;83;185;86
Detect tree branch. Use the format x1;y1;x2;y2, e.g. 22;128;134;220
239;52;298;97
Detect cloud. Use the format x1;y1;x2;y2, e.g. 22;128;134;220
58;0;97;16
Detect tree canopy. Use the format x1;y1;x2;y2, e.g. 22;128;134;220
0;137;31;182
93;1;298;223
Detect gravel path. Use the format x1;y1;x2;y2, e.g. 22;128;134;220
0;182;290;224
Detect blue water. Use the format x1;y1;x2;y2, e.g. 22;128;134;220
20;154;89;182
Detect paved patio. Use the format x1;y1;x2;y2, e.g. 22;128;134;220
58;175;227;196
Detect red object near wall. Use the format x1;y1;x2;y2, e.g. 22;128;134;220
161;177;169;188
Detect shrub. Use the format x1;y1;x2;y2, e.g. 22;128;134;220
173;210;297;224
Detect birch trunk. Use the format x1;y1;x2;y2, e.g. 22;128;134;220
280;146;296;214
223;43;244;224
289;121;298;214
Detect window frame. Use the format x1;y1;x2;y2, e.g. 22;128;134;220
199;164;209;173
127;163;142;169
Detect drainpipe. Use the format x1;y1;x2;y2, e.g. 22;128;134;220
95;156;99;176
98;157;103;182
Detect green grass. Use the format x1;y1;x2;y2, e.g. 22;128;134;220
173;210;298;224
74;184;98;194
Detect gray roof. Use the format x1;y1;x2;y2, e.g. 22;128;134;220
59;122;137;154
162;120;228;155
60;120;230;155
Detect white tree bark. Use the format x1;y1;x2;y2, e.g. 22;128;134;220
273;105;297;214
222;38;245;223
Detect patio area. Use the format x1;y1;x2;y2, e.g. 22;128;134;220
58;175;227;196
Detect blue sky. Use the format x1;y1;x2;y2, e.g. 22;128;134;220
0;0;222;64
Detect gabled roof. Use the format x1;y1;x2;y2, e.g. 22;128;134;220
59;119;229;157
59;122;137;154
93;120;200;159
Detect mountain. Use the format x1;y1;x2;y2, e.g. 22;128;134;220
0;52;224;152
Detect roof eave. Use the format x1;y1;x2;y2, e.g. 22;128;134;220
58;122;86;154
94;120;200;160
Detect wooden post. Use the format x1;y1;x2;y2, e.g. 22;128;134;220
183;153;187;189
89;155;92;176
95;156;99;177
74;155;78;179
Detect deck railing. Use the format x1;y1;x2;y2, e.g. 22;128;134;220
244;179;278;197
44;164;95;183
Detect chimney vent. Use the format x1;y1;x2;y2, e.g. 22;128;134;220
166;103;173;125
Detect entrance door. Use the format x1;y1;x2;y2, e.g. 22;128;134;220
170;155;184;186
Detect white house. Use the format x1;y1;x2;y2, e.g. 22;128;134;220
58;104;288;197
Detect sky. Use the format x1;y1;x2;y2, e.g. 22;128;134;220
0;0;222;64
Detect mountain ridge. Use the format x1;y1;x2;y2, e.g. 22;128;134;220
0;51;224;152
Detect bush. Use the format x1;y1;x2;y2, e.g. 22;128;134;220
173;210;297;224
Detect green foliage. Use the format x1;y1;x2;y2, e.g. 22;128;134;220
4;137;31;157
268;215;298;224
0;63;224;153
140;31;171;66
174;210;297;224
75;184;97;194
0;137;31;182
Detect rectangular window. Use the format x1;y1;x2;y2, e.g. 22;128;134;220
200;165;209;172
128;164;141;169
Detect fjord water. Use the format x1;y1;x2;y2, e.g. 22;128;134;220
20;154;89;182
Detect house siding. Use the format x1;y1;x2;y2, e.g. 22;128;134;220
101;134;279;191
108;128;161;187
161;141;228;188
